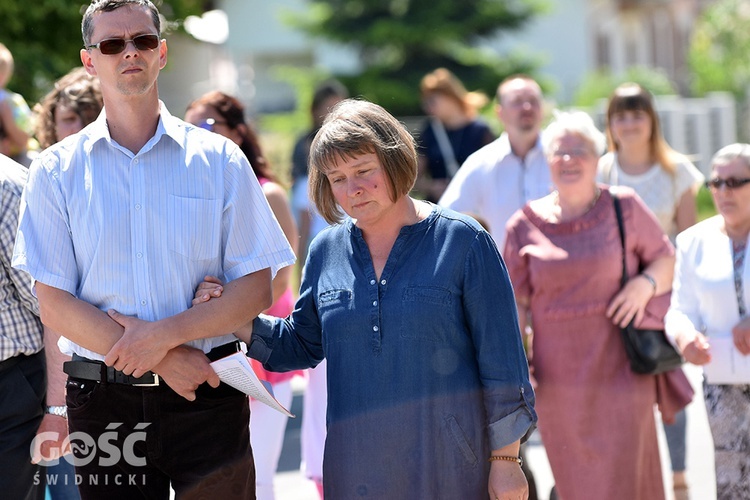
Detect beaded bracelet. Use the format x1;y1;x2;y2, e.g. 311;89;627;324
488;455;523;467
640;272;657;295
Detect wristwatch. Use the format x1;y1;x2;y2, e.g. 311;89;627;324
45;405;68;419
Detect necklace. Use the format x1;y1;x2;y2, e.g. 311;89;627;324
549;186;601;222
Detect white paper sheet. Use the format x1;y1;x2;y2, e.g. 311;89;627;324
210;351;295;417
703;336;750;384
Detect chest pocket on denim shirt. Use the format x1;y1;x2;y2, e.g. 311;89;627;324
401;286;453;342
318;289;354;343
167;195;221;260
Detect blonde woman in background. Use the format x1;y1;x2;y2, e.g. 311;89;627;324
598;82;704;499
599;82;704;239
416;68;494;201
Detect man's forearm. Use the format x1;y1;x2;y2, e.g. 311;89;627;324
36;282;124;356
43;327;70;405
161;269;272;347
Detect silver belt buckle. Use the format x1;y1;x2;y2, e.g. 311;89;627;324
133;373;160;387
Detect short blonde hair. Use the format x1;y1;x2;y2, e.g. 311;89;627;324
309;99;418;224
542;110;607;157
710;143;750;171
0;43;14;88
420;68;488;117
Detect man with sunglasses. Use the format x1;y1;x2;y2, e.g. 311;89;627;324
12;1;295;498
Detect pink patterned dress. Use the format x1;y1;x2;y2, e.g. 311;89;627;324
503;187;673;500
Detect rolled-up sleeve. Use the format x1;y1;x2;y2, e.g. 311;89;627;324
464;230;536;449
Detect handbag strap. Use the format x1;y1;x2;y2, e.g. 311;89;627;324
732;240;747;318
611;187;629;288
430;118;461;178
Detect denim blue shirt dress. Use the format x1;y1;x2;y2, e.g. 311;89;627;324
249;204;536;499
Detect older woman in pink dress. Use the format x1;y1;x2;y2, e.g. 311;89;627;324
503;111;675;499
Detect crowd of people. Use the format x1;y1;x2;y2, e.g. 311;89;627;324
1;1;749;500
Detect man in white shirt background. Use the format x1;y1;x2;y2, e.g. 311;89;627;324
439;74;552;250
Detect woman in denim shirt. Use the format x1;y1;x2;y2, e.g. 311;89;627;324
197;99;536;499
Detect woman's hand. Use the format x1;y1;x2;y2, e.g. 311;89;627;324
732;317;750;355
488;460;528;500
192;275;224;305
678;332;711;365
606;274;655;328
191;275;253;344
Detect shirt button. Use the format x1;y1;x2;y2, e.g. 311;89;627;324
373;326;379;332
140;300;147;305
134;159;139;164
372;300;377;306
380;279;386;285
135;204;141;210
136;252;143;258
370;279;376;285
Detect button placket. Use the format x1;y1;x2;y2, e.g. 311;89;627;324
369;275;383;351
131;155;149;317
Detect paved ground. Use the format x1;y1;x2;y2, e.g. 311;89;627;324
273;364;717;500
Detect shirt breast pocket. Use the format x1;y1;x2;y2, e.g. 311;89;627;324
400;286;453;342
167;195;221;260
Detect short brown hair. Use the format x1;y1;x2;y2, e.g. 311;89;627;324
82;0;161;47
308;99;417;224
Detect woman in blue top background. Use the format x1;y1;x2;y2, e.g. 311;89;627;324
196;98;536;499
415;68;495;202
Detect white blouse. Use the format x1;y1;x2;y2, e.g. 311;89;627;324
598;152;704;240
665;215;750;342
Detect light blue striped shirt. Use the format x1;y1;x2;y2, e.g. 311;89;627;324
12;103;295;360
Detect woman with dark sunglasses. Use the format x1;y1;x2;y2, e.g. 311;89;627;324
666;143;750;500
185;91;300;500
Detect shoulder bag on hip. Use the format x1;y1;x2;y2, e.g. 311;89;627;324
612;189;683;375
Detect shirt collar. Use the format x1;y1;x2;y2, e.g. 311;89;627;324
86;101;187;152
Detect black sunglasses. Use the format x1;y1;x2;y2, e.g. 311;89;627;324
705;177;750;190
85;34;160;55
197;118;228;132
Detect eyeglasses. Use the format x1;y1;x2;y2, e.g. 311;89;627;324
550;148;593;160
85;34;160;55
705;177;750;190
197;118;228;132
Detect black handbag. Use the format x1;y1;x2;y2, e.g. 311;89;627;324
612;191;683;375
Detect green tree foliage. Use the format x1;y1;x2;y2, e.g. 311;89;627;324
688;0;750;99
290;0;548;115
0;0;205;105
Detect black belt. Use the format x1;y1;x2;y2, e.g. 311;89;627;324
64;355;160;386
63;341;241;387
